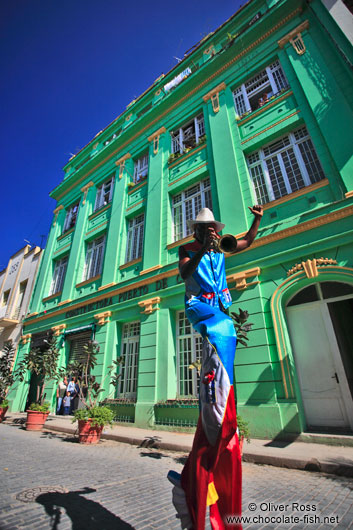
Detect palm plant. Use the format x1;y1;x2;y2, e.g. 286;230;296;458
0;341;15;407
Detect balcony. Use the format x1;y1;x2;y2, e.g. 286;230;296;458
237;89;299;146
0;306;19;328
168;141;208;188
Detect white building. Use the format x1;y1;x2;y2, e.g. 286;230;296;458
0;246;43;352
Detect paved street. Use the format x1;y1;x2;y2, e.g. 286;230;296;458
0;423;352;530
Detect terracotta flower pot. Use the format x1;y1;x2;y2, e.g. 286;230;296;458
25;410;49;431
0;406;8;423
78;419;103;444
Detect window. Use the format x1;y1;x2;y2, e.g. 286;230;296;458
118;321;140;399
247;126;325;205
83;236;105;281
125;214;144;263
171;114;205;154
49;256;68;295
12;281;27;320
172;178;212;241
177;311;202;397
63;202;80;233
233;60;288;117
2;290;10;307
133;153;149;184
94;177;114;211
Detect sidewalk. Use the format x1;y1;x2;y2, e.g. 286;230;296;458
5;412;353;477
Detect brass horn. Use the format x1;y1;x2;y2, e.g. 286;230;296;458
214;234;238;254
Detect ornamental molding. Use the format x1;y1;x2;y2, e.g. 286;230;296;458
227;267;261;291
287;258;338;278
115;153;131;179
278;20;309;55
345;191;353;199
147;127;166;155
21;334;32;344
54;9;301;201
94;311;112;326
138;297;161;314
51;324;67;336
80;181;94;205
203;82;226;113
53;205;64;227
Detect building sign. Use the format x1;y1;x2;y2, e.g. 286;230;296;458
65;275;184;319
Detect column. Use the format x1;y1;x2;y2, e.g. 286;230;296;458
203;83;248;234
141;127;167;271
93;314;116;400
60;182;95;302
28;205;64;315
100;155;131;288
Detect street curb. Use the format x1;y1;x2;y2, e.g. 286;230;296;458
43;424;353;477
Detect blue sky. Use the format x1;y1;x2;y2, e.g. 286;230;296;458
1;0;243;269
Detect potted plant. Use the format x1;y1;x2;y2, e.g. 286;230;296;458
14;334;64;431
68;340;121;444
0;341;15;423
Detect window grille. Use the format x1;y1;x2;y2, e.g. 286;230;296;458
118;321;140;399
49;256;68;295
63;202;80;233
133;154;149;184
172;178;212;241
171;114;205;154
83;236;105;281
177;311;202;397
126;214;144;263
233;60;288;117
94;177;114;211
247;127;325;204
68;332;92;366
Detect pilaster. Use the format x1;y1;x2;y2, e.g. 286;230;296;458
142;128;168;270
204;84;248;234
28;206;65;314
61;183;95;301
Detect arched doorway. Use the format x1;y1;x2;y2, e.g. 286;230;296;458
286;281;353;432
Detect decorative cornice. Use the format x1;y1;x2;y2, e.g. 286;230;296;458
263;179;329;210
53;205;64;227
227;267;261;291
138;297;161;314
119;257;142;270
148;126;166;155
58;299;72;306
140;265;162;276
345;191;353;199
54;9;302;202
115;153;131;179
202;82;226;113
80;181;94;205
287;257;338;278
42;292;62;303
98;282;116;291
21;333;32;345
75;275;101;289
51;324;66;336
94;311;112;326
278;20;309;51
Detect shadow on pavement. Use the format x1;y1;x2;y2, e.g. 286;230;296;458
40;431;78;443
139;451;166;459
36;487;135;529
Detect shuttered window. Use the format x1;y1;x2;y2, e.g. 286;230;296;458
133;153;149;184
118;322;140;399
50;256;68;295
68;332;92;366
83;236;106;281
63;202;80;233
125;214;144;263
12;280;28;320
171;114;205;154
94;177;114;211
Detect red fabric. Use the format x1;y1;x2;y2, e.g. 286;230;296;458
181;386;242;530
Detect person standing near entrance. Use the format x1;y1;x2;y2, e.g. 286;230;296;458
168;205;263;530
56;376;68;415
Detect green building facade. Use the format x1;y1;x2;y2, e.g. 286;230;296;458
9;0;353;438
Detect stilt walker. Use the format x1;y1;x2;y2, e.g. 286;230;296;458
168;205;263;530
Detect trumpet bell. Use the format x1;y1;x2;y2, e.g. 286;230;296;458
219;234;238;254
